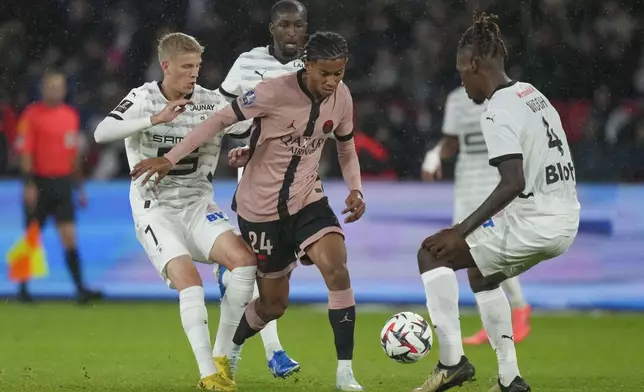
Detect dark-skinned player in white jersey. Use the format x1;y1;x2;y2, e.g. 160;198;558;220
413;13;579;392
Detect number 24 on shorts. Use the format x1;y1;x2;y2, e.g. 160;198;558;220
248;231;273;255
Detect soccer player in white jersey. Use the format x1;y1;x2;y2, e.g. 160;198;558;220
213;0;307;379
413;13;579;392
421;86;532;346
93;32;258;392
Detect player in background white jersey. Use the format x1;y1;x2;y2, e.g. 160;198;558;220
213;0;307;379
421;86;532;346
93;33;258;392
413;13;579;392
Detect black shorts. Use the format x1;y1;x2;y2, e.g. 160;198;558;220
237;197;343;278
25;177;76;227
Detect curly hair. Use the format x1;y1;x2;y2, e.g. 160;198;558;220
458;12;508;59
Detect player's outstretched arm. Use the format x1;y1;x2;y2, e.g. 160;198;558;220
165;84;273;165
94;116;153;143
94;90;191;143
164;104;241;165
130;104;238;185
131;84;273;184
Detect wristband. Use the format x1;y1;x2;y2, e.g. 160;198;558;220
421;145;441;173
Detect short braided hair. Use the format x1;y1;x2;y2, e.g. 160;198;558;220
458;12;508;59
302;31;348;62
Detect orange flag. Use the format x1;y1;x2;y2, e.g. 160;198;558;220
6;222;48;282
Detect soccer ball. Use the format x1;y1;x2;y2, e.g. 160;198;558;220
380;311;433;364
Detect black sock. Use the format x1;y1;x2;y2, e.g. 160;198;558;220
233;313;261;346
64;248;84;291
328;306;356;360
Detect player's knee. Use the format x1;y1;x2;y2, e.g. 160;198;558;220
417;247;446;274
166;257;203;291
228;246;258;269
320;262;351;291
467;268;501;293
211;231;257;270
258;295;289;321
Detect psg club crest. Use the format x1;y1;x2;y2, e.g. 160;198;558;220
240;90;256;108
322;120;334;134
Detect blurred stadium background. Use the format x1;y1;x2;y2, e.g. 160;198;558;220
2;1;644;392
0;0;643;308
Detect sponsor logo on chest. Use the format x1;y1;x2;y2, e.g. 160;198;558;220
279;134;326;156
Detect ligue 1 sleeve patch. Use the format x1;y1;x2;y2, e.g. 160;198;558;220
240;90;256;108
114;99;134;114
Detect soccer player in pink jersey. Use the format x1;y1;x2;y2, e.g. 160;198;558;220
131;31;365;391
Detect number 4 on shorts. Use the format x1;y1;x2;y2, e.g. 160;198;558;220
248;231;273;255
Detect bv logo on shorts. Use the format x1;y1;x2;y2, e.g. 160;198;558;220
482;219;495;228
206;211;228;222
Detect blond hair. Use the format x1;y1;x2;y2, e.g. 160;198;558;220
157;32;204;62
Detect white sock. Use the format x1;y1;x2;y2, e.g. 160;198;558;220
501;277;527;309
337;359;352;372
421;267;464;366
213;265;256;358
475;287;520;387
252;282;284;360
179;286;217;378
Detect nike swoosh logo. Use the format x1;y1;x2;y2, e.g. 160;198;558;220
442;367;463;383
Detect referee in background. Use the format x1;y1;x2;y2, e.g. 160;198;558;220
15;71;103;304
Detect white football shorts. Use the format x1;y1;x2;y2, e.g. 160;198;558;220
134;199;237;287
466;212;577;278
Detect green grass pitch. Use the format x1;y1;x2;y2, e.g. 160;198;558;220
0;302;642;392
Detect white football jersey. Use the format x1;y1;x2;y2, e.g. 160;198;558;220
443;87;500;220
108;82;251;214
218;45;304;100
481;81;580;234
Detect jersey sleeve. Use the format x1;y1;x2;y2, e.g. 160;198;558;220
441;90;462;136
108;89;145;120
333;87;362;194
223;119;253;140
219;55;246;100
333;87;355;142
230;81;274;122
480;109;523;166
15;106;35;155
